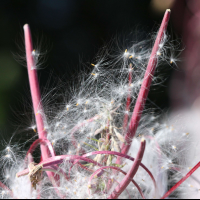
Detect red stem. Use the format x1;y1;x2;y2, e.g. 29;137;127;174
23;24;59;186
16;155;103;177
25;139;55;165
27;153;34;163
83;151;156;189
24;24;49;159
68;161;94;177
66;150;156;190
111;178;131;199
122;65;132;135
108;139;146;199
88;166;145;199
17;150;155;186
43;166;70;181
0;181;13;198
161;161;200;199
119;9;171;159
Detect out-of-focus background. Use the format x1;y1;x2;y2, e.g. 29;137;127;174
0;0;192;141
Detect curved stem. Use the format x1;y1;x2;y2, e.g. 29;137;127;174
83;151;156;189
17;155;103;177
88;166;145;199
111;178;131;199
41;166;69;181
68;161;94;177
17;150;156;192
108;139;146;199
25;139;55;165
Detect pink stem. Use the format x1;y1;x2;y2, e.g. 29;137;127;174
70;150;156;195
25;139;55;165
110;65;132;190
24;24;59;186
111;178;131;199
161;161;200;199
28;155;68;198
24;24;49;159
122;65;132;135
118;9;171;160
77;162;94;173
17;155;103;177
0;181;13;198
108;139;146;199
17;150;155;189
68;162;94;177
82;151;156;189
42;166;69;181
27;153;34;163
88;166;145;199
69;150;155;189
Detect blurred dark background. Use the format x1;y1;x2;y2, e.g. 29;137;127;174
0;0;176;139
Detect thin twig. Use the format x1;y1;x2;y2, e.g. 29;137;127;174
118;9;171;161
161;161;200;199
108;139;146;199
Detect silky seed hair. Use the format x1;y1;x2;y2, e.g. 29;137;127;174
1;11;196;199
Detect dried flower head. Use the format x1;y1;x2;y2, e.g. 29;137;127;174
0;9;199;199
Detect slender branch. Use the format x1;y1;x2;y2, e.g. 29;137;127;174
122;64;133;135
23;24;59;186
0;181;13;197
17;149;155;184
108;139;146;199
82;151;156;189
24;139;56;165
68;162;94;177
41;166;69;181
27;153;34;163
88;166;145;199
161;161;200;199
24;24;49;159
67;150;155;188
111;178;131;199
16;155;103;177
119;9;171;159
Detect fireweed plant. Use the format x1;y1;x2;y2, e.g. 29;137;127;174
0;9;199;199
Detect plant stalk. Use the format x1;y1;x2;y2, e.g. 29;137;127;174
119;9;171;160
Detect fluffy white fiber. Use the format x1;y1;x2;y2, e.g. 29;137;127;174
0;24;196;199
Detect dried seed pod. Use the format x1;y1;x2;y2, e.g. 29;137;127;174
28;163;43;190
